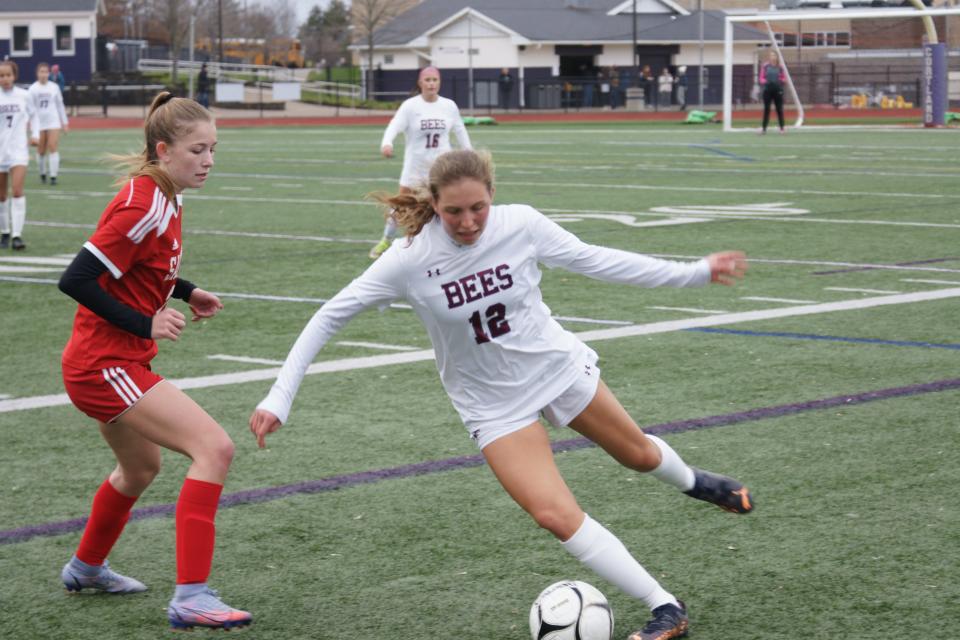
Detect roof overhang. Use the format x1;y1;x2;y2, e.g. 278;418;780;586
409;7;531;47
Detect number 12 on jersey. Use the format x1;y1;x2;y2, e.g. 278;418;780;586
469;303;511;344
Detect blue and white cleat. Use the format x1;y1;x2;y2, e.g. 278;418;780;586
167;587;252;630
62;559;147;594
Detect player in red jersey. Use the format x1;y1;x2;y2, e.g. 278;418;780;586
57;93;251;631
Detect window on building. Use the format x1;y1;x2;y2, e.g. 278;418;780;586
383;54;394;64
55;25;74;54
12;25;31;55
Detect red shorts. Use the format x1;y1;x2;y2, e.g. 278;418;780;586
62;362;164;423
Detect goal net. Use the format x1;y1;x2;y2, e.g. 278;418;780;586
722;6;960;131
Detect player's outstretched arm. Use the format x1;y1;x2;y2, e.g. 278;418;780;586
249;409;282;449
705;250;748;285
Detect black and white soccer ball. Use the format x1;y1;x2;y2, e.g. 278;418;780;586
529;580;614;640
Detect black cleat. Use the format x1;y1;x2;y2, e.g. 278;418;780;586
629;600;689;640
0;233;8;249
11;236;25;251
40;174;47;184
684;467;753;514
50;176;57;186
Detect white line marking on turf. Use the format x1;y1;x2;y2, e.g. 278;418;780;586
208;354;285;366
273;183;303;188
647;306;730;314
552;315;634;326
0;256;72;265
210;290;412;311
335;341;419;352
825;287;903;295
0;266;62;273
740;296;819;304
220;186;253;191
3;287;960;415
0;276;59;284
0;394;11;400
900;278;960;285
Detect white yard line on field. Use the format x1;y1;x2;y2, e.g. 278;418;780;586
208;354;285;366
0;266;62;273
900;278;960;286
740;296;819;304
335;341;419;352
824;287;903;295
3;287;960;415
647;306;731;314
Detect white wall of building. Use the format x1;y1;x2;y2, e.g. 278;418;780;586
677;43;757;65
0;15;94;40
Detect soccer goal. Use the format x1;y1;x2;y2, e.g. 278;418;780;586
722;6;960;131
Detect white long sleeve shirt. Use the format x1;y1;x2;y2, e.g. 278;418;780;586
258;204;711;428
28;81;68;130
380;94;472;187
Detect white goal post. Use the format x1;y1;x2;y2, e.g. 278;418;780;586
722;7;960;131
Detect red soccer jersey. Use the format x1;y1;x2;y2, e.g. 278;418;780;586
62;176;184;370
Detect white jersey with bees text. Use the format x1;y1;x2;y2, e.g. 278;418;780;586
380;95;472;188
28;81;68;131
258;205;711;435
0;86;38;167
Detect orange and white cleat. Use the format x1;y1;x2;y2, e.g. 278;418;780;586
167;587;252;630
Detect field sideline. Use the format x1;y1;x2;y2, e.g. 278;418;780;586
0;122;957;639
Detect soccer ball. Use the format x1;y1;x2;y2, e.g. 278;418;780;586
529;580;614;640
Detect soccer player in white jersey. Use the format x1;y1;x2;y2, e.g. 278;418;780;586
251;150;753;640
0;60;38;251
29;62;69;185
369;66;472;259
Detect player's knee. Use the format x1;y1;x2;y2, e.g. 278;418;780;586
621;438;660;472
115;459;160;492
530;504;581;539
210;436;236;472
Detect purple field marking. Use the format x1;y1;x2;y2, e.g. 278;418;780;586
813;256;960;276
3;377;959;546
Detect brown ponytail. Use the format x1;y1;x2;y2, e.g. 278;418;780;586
112;91;214;201
372;149;495;240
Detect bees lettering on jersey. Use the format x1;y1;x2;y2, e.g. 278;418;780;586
441;264;513;309
0;104;22;114
419;119;447;131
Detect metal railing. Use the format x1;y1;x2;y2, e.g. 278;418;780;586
137;58;305;81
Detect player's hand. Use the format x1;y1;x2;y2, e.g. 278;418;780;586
62;125;69;133
29;138;38;147
249;409;282;449
381;144;393;158
706;250;748;285
151;307;187;341
188;288;224;321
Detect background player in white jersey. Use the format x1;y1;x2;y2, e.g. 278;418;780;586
369;66;471;259
29;62;69;185
0;60;38;251
251;149;753;640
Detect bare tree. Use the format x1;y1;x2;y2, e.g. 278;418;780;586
158;0;208;84
352;0;417;98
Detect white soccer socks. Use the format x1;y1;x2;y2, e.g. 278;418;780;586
11;197;26;238
50;152;60;178
561;514;678;611
383;214;399;240
645;435;695;491
0;200;9;234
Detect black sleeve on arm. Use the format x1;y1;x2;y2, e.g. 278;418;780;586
172;278;197;302
58;247;153;339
